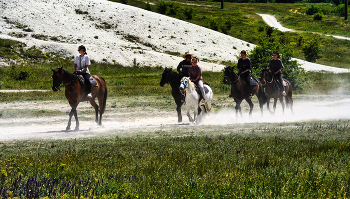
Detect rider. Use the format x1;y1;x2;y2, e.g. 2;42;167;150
237;50;252;99
189;56;206;102
74;45;92;98
177;51;192;77
268;51;286;96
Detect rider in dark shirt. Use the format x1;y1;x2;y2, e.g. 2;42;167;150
177;51;192;77
237;50;252;98
268;51;286;96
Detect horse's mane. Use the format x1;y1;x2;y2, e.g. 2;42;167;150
187;78;196;90
59;68;77;82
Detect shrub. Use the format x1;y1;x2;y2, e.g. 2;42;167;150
184;8;194;20
306;5;321;15
157;1;168;14
145;2;152;11
209;18;219;31
167;3;179;15
313;12;324;20
265;26;274;37
302;35;323;63
120;0;128;4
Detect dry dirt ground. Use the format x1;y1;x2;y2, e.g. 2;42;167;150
1;94;349;141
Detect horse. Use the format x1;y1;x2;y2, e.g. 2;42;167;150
159;67;185;122
260;68;293;114
223;66;267;116
179;77;213;123
51;67;107;131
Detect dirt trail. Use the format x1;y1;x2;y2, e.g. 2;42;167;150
1;95;349;141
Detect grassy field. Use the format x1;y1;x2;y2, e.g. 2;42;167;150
1;120;350;198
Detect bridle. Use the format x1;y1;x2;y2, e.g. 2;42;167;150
225;67;240;83
263;70;274;84
53;71;77;91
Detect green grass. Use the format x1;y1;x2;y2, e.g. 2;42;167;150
1;121;350;198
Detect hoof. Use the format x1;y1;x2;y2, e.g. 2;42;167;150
74;127;79;131
66;126;70;131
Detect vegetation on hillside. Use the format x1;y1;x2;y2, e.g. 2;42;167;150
113;0;350;69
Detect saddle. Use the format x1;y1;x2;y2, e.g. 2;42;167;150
77;75;98;87
194;82;209;95
242;77;258;87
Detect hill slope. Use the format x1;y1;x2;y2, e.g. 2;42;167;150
0;0;254;71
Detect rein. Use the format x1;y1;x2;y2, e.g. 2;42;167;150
264;72;274;84
56;75;77;91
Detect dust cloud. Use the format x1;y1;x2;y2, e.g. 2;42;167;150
0;95;349;141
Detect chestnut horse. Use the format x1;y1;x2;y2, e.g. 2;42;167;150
223;66;267;115
159;67;184;122
261;68;293;114
52;67;107;131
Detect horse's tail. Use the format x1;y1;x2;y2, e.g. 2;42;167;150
284;79;293;109
100;77;107;115
255;78;267;105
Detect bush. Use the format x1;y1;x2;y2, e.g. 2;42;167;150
145;2;152;11
265;26;274;37
209;18;219;31
302;36;323;63
306;5;321;15
313;12;324;20
184;8;194;20
157;1;168;14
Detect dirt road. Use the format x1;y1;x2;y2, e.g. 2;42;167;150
1;95;349;141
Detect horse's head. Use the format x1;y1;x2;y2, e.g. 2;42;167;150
160;67;171;87
261;68;272;84
51;67;64;91
179;76;190;95
223;66;232;85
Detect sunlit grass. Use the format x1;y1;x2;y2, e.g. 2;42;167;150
1;121;350;198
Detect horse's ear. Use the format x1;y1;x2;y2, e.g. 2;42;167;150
51;68;54;72
60;66;63;70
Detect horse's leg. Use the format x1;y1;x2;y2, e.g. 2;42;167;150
266;97;272;113
186;104;193;123
193;103;199;122
273;98;278;113
73;109;79;131
246;98;254;116
90;99;99;124
279;97;285;114
175;100;183;123
66;108;74;131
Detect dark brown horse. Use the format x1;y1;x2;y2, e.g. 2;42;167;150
159;67;185;122
223;66;267;115
52;67;107;131
261;68;293;114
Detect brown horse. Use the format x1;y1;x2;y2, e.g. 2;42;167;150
159;67;184;122
223;66;267;115
261;68;293;114
51;67;107;131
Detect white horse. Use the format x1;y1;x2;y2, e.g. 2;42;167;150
179;77;213;123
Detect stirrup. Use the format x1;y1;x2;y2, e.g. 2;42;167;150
87;93;92;98
248;93;252;99
282;91;286;96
